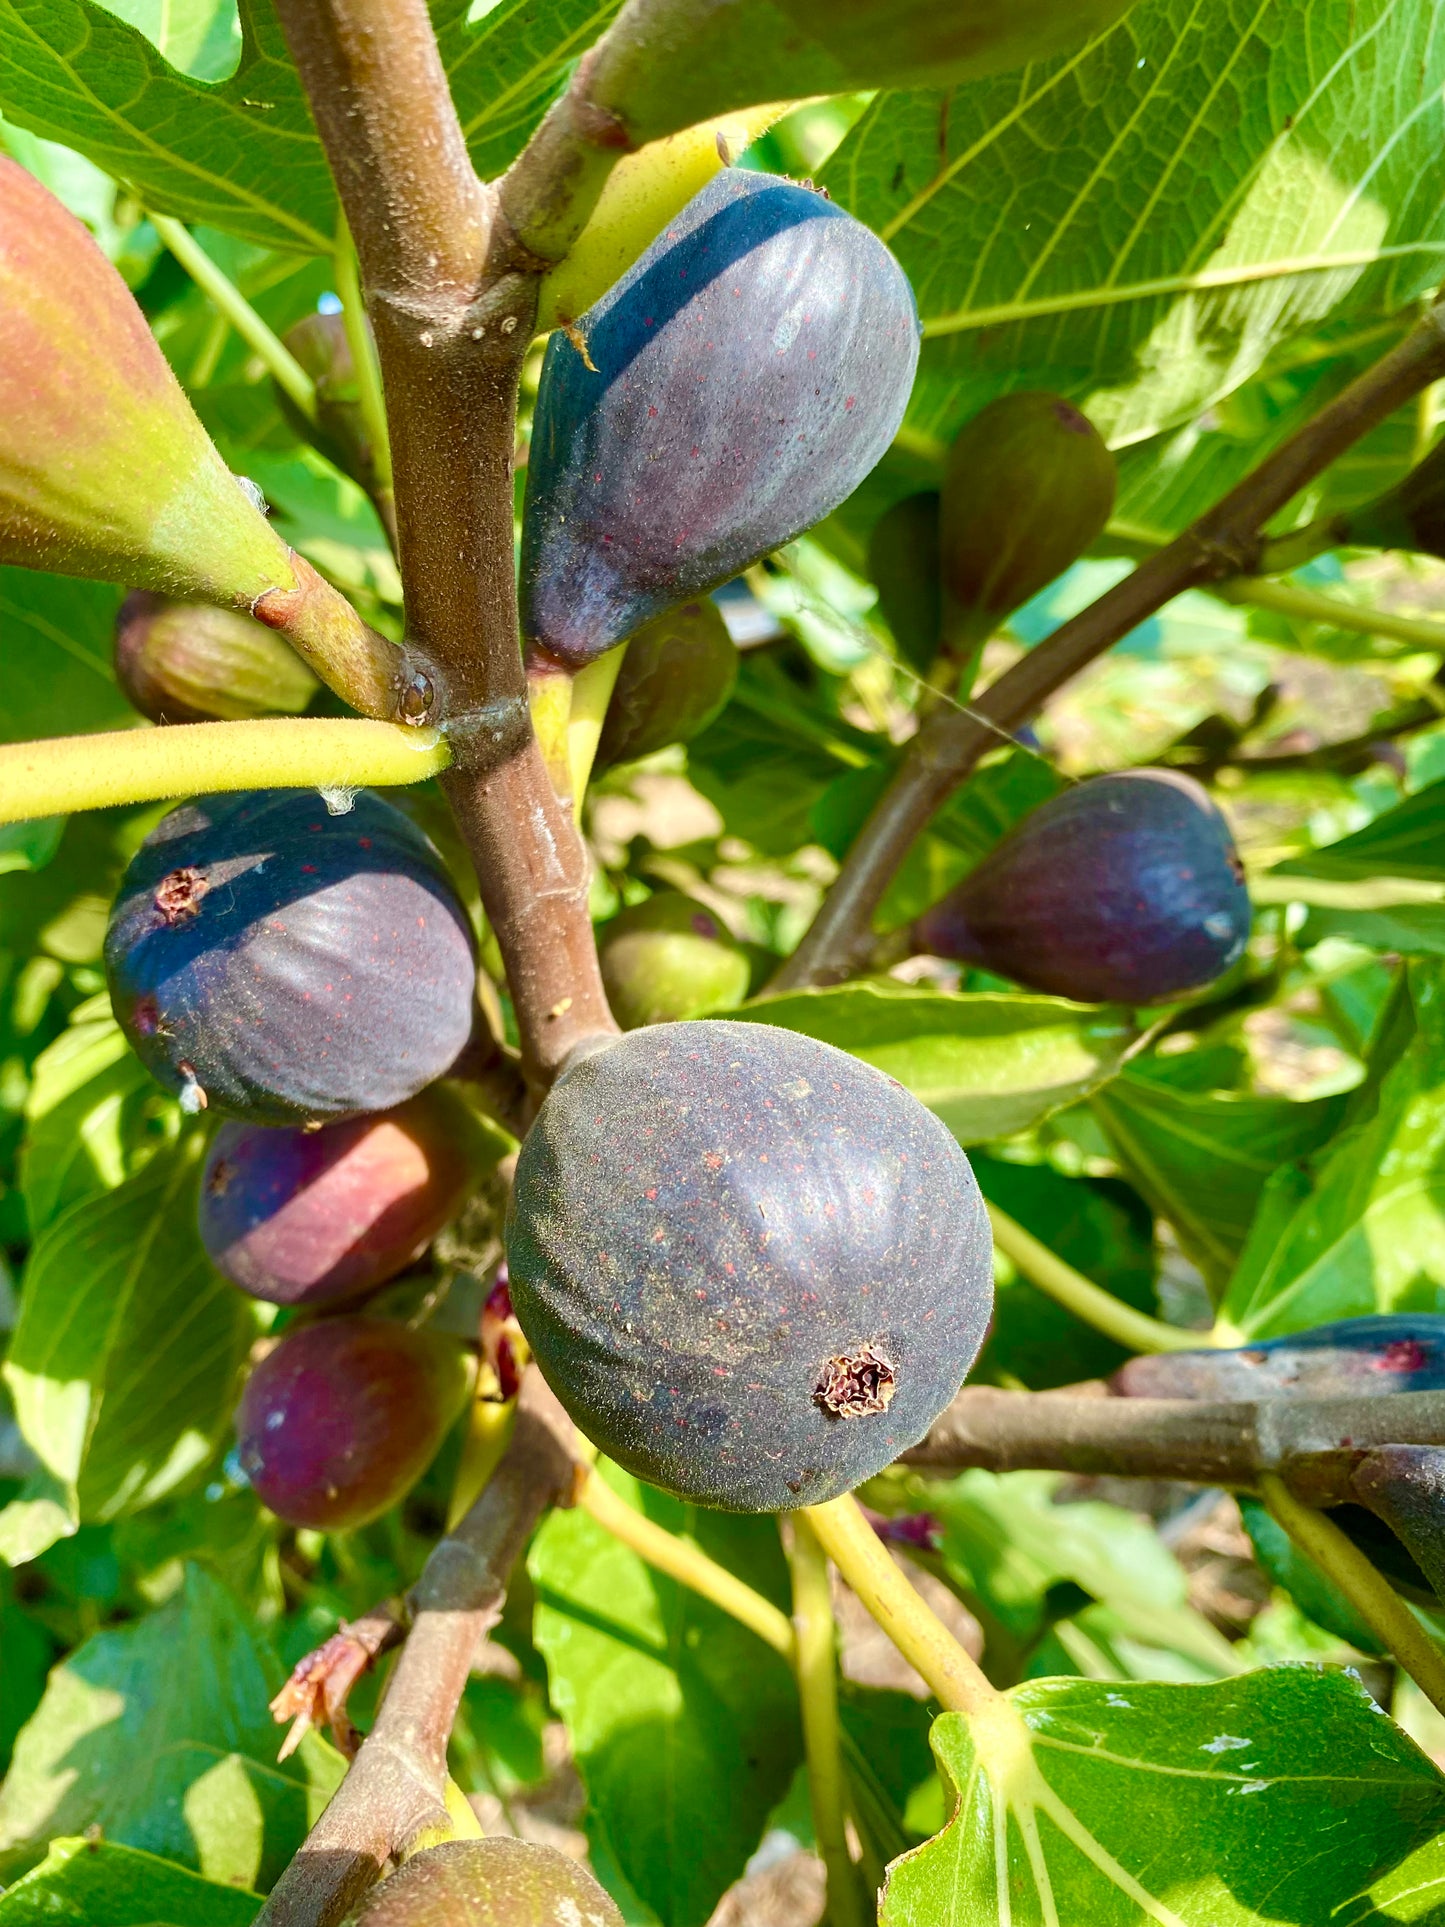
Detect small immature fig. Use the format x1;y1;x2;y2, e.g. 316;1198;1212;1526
507;1020;992;1512
938;392;1116;653
916;769;1249;1006
595;600;739;769
115;591;319;725
521;170;919;668
279;311;389;515
0;158;300;609
355;1838;623;1927
1113;1314;1445;1401
199;1086;487;1308
1334;437;1445;560
235;1315;468;1530
868;492;943;674
598;892;751;1028
105;789;477;1125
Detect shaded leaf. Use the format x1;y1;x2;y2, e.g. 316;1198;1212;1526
0;1834;259;1926
1276;778;1445;882
0;568;132;745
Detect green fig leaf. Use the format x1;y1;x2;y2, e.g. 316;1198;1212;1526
881;1670;1445;1926
0;1834;260;1926
0;569;133;745
1275;777;1445;882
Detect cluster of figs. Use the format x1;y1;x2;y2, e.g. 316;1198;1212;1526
0;155;1261;1540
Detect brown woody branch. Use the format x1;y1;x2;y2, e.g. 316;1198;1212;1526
253;1371;576;1927
773;302;1445;989
272;0;616;1090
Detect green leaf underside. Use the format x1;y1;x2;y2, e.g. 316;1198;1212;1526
1276;778;1445;883
742;981;1138;1143
825;0;1445;455
530;1461;802;1926
0;1834;260;1926
882;1669;1445;1926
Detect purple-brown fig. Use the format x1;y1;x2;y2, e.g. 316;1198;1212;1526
595;600;739;769
355;1838;623;1927
199;1086;488;1308
521;170;919;668
598;892;751;1028
916;769;1249;1005
114;591;319;725
235;1316;468;1530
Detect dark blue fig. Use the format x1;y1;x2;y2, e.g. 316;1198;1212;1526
506;1020;992;1512
199;1085;487;1308
235;1314;468;1530
1113;1315;1445;1402
916;769;1249;1006
521;170;920;668
105;788;477;1125
595;599;739;769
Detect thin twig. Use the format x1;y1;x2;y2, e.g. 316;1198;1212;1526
253;1370;576;1927
151;214;317;420
774;303;1445;988
790;1516;868;1927
987;1204;1207;1357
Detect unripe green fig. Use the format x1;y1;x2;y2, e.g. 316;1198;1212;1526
595;600;739;769
868;492;943;674
0;159;297;608
580;0;1137;148
355;1839;624;1927
114;591;319;725
938;392;1117;653
1332;437;1445;559
598;892;751;1028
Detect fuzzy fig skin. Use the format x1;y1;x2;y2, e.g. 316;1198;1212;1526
595;599;739;769
355;1839;623;1927
916;768;1249;1006
598;892;751;1029
115;591;319;725
105;789;477;1124
236;1316;468;1530
521;170;919;667
1113;1314;1445;1402
199;1086;484;1308
507;1020;992;1512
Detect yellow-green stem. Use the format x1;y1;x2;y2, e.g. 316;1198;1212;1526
790;1517;868;1927
1213;575;1445;652
578;1470;795;1659
566;645;628;810
446;1394;518;1532
0;718;448;824
333;215;395;497
151;214;316;422
987;1204;1205;1355
527;663;576;803
1259;1472;1445;1717
803;1494;999;1717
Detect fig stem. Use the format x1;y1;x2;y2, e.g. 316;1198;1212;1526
1259;1471;1445;1718
789;1516;870;1927
775;298;1445;989
565;645;629;809
576;1468;796;1657
803;1493;1001;1718
0;717;448;824
1212;574;1445;653
150;214;318;424
333;214;395;505
987;1204;1210;1357
445;1393;518;1531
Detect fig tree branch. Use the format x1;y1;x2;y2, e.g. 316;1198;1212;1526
272;0;617;1087
253;1369;576;1927
775;301;1445;988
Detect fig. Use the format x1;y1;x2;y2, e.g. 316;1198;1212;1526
938;392;1116;654
598;892;751;1028
105;788;477;1124
199;1086;488;1308
278;311;393;537
916;768;1249;1006
235;1315;468;1530
1327;442;1445;561
506;1020;992;1512
521;170;919;668
868;492;943;674
1112;1314;1445;1402
355;1838;623;1927
114;591;319;725
594;600;739;769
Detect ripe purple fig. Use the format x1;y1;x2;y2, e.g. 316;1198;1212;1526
114;591;319;725
235;1315;468;1530
199;1086;488;1308
521;170;919;668
939;392;1116;655
507;1020;992;1512
595;600;739;769
598;892;751;1028
1113;1315;1445;1401
355;1838;623;1927
916;769;1249;1006
105;788;477;1124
